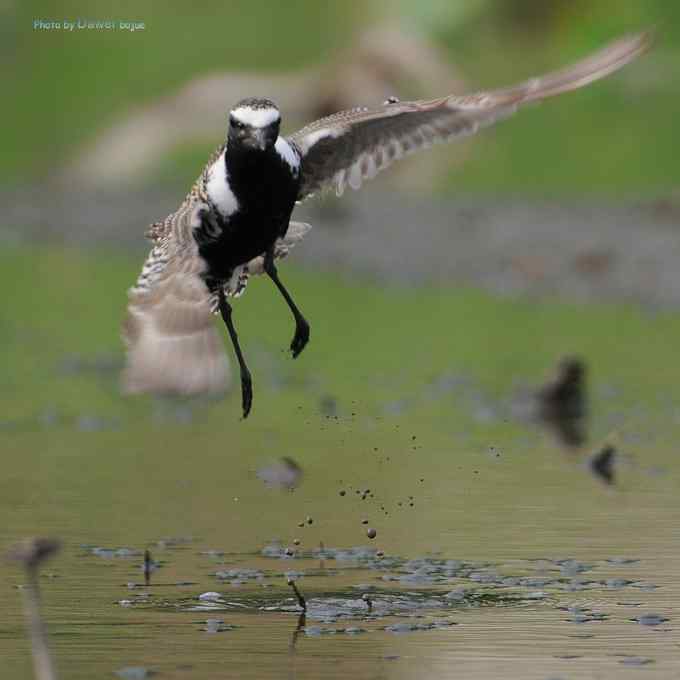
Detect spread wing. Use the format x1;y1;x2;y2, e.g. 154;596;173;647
122;200;231;396
290;31;651;200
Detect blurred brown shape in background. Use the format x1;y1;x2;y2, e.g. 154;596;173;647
536;356;588;448
61;23;465;192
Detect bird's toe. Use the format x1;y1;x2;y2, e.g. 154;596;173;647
241;373;253;419
290;322;310;358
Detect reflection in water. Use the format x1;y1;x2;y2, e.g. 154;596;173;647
289;610;306;651
288;610;306;680
143;549;152;586
5;517;679;679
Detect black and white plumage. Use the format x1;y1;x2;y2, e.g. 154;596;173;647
123;32;650;417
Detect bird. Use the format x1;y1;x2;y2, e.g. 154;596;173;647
122;32;651;418
536;356;588;448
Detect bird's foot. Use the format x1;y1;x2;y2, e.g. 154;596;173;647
241;371;253;419
290;319;310;359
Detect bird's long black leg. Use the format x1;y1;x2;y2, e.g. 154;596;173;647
263;249;310;358
217;289;253;418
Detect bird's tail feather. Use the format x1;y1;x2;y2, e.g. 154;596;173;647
122;263;230;396
122;316;230;395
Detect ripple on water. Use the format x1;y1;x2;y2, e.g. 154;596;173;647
106;540;672;666
633;613;669;626
617;656;655;666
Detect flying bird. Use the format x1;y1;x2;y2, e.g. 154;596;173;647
122;32;650;418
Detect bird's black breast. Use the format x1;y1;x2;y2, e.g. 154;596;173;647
198;146;300;282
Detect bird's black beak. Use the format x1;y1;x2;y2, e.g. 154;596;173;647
242;128;269;151
253;129;268;151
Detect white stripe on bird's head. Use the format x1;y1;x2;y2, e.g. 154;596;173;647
230;105;281;128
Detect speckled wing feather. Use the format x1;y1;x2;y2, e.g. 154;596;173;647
122;198;231;395
290;31;650;201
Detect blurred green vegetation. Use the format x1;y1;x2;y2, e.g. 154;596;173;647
2;243;680;558
3;244;680;433
438;0;678;196
6;0;678;195
6;1;360;182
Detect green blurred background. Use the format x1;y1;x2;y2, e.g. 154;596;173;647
3;0;677;194
3;3;680;678
2;0;677;424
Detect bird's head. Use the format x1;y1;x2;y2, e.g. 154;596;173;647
228;98;281;152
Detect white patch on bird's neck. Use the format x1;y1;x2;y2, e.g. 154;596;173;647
275;137;300;173
231;106;280;128
206;151;238;217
